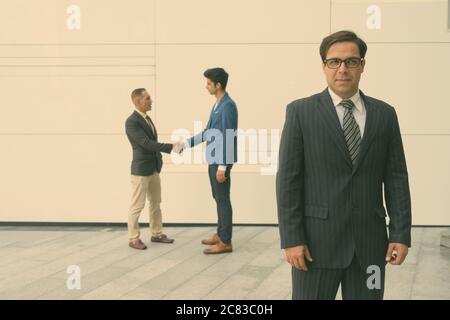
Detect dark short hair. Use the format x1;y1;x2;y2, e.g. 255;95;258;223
319;30;367;61
203;68;229;90
131;88;146;101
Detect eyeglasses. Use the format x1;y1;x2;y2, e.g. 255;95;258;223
323;57;364;69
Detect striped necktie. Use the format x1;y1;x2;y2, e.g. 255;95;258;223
145;115;157;137
341;99;361;165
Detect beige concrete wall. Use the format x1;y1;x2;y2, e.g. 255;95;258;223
0;0;448;225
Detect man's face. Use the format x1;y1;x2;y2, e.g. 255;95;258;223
323;41;365;99
206;79;220;95
138;91;152;112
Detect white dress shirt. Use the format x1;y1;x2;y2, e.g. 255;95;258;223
328;88;366;138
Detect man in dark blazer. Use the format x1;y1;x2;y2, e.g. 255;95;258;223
125;88;181;250
276;31;412;300
184;68;238;254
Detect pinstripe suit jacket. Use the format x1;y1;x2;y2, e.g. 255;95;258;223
276;88;412;269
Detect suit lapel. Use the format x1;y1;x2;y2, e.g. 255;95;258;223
146;115;158;140
214;94;228;113
352;91;379;174
133;111;156;140
206;104;215;129
206;94;228;129
317;89;353;169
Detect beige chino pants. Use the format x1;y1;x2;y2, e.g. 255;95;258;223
128;173;163;241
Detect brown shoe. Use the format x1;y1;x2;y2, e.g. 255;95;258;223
201;234;220;245
129;239;147;250
151;234;174;244
203;241;232;255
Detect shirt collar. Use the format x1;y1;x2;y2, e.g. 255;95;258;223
328;87;363;114
135;108;147;119
215;92;228;107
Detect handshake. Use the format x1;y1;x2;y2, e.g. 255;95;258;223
172;141;187;154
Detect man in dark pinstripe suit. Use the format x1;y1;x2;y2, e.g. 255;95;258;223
276;30;412;300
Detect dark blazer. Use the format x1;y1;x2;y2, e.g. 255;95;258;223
125;111;172;176
188;93;238;165
276;88;412;270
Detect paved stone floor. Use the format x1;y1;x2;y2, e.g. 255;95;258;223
0;226;449;300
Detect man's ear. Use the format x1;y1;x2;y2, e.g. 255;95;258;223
361;60;366;73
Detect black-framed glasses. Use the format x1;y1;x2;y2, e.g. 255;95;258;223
323;57;364;69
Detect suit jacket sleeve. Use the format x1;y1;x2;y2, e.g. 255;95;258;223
187;130;206;148
125;118;173;154
276;102;307;248
220;102;238;165
383;108;412;247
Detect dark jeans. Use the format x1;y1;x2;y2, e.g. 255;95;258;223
208;164;233;244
